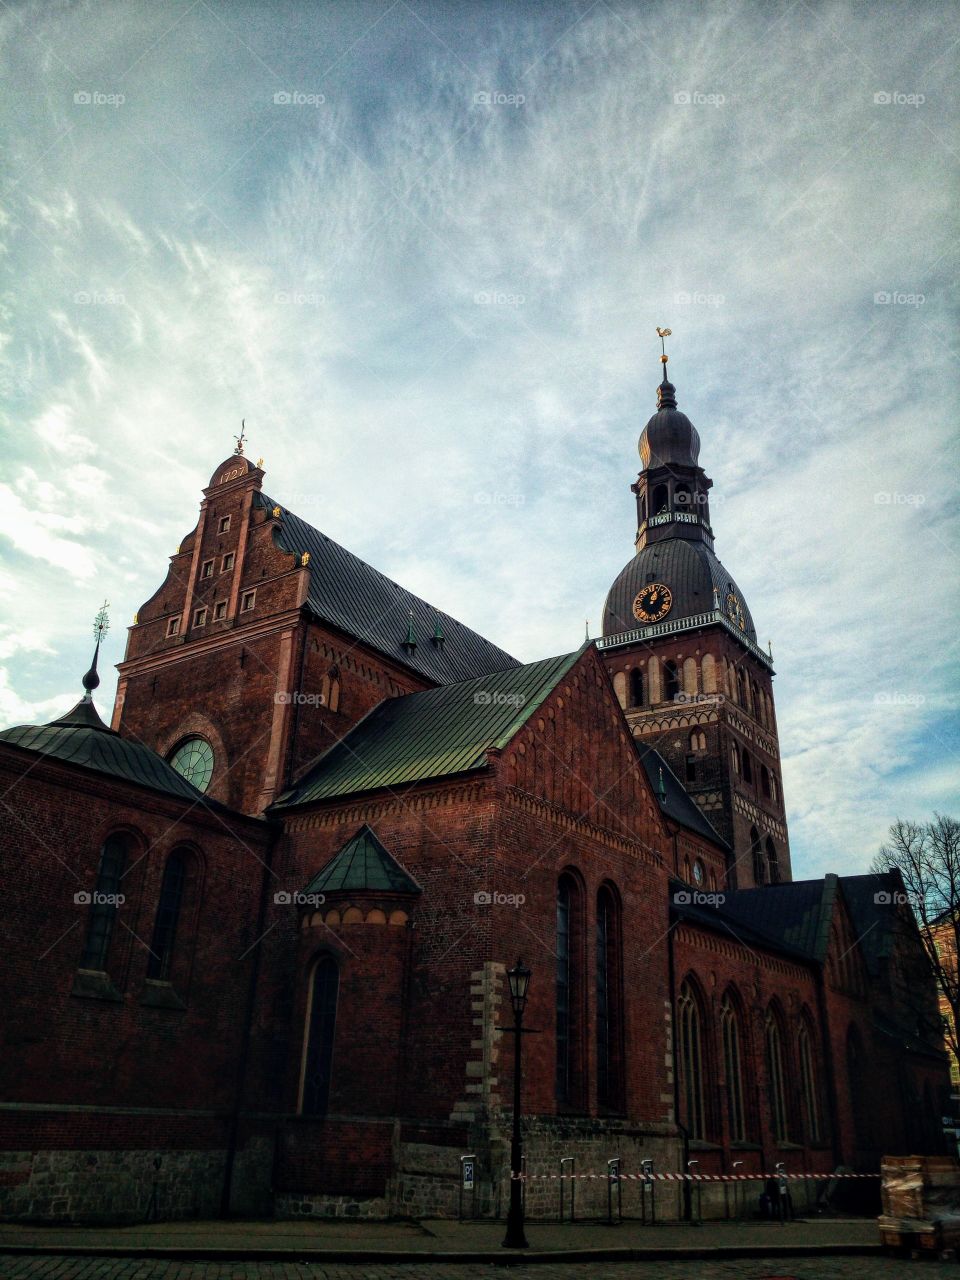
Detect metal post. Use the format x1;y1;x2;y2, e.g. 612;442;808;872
606;1157;622;1226
459;1154;477;1222
559;1156;575;1223
732;1161;743;1222
502;986;528;1249
688;1160;701;1225
641;1158;655;1226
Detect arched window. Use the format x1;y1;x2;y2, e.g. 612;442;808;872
663;660;681;702
736;669;747;707
629;668;644;707
751;680;761;722
798;1018;821;1143
751;827;765;885
742;750;753;784
720;992;746;1142
596;885;624;1111
731;744;741;775
678;979;707;1139
147;851;187;980
301;955;339;1116
556;873;584;1107
674;483;692;509
80;834;128;971
702;654;717;694
766;837;780;885
653;483;668;514
639;495;647;524
765;1007;789;1143
771;774;780;804
761;765;771;798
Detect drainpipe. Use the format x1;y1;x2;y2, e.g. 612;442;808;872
814;961;843;1167
220;820;278;1217
667;909;692;1221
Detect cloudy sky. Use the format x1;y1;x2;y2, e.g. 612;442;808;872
1;0;956;878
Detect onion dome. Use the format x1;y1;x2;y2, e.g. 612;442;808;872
638;374;701;469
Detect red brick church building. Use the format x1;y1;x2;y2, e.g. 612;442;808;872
0;354;948;1223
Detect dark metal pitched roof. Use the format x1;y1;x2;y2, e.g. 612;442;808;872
602;538;758;643
303;825;421;896
273;649;583;807
636;745;728;848
261;495;520;684
670;881;813;962
837;872;904;974
716;879;832;960
0;698;209;803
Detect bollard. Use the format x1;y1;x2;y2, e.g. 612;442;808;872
641;1158;655;1226
606;1157;622;1226
558;1156;575;1223
731;1161;744;1222
459;1154;477;1221
688;1160;701;1225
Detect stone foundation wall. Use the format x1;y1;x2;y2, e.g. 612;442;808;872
0;1148;226;1223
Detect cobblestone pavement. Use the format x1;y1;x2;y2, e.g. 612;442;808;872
0;1258;929;1279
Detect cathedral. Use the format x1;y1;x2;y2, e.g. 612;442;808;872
0;347;948;1224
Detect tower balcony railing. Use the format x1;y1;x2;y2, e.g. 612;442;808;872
647;511;703;527
596;609;774;669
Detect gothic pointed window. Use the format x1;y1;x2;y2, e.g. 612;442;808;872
556;872;585;1108
761;765;771;798
678;978;707;1139
596;884;624;1111
798;1018;822;1143
629;668;644;707
301;955;339;1116
720;992;746;1142
765;1007;790;1143
751;827;765;885
742;750;753;784
147;851;187;980
80;835;128;971
766;837;780;884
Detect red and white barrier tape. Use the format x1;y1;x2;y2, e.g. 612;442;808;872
510;1171;880;1182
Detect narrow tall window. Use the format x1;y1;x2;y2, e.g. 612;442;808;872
556;877;572;1105
720;994;746;1141
80;835;127;971
766;1009;789;1142
742;750;753;784
678;979;706;1139
147;852;187;980
301;955;339;1115
766;837;780;884
799;1021;821;1143
653;483;668;514
596;886;623;1110
761;765;771;798
751;827;765;885
629;668;644;707
664;660;680;701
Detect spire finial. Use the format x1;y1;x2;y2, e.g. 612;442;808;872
658;765;667;804
234;419;247;456
403;610;417;653
584;618;590;643
655;327;677;410
82;600;110;697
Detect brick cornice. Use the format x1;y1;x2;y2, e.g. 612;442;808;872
504;786;663;867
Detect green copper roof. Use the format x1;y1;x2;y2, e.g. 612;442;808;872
274;649;583;807
303;825;421;896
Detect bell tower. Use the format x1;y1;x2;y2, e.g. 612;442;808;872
598;333;791;889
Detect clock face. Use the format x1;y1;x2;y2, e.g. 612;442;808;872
726;592;746;630
633;582;673;623
693;861;704;886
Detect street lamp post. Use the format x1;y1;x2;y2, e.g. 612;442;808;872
502;958;531;1249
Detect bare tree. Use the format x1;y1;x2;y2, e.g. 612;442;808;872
872;815;960;1064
